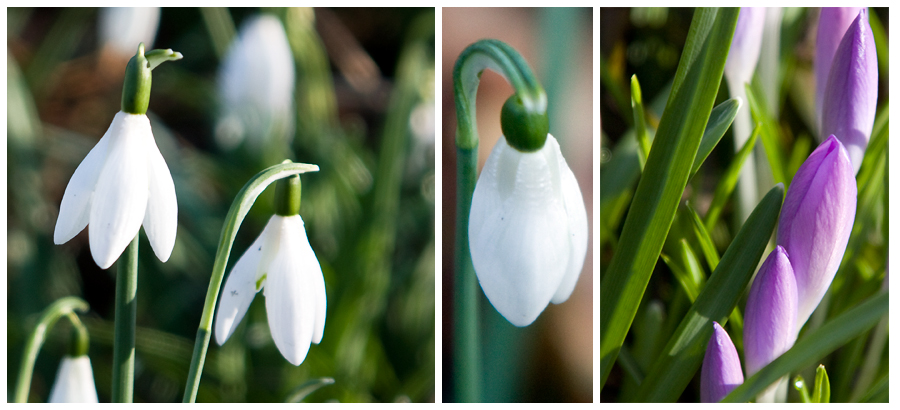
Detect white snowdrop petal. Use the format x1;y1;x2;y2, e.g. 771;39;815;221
89;113;150;269
48;356;99;403
265;216;316;365
214;220;272;345
551;135;589;304
54;129;112;245
287;216;327;345
469;136;569;327
142;132;178;262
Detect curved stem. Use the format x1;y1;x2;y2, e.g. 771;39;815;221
14;297;89;403
182;161;319;403
112;234;139;402
451;39;545;403
453;39;546;150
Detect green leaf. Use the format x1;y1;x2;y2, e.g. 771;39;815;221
704;123;761;231
638;184;784;402
859;374;888;403
793;375;812;403
813;364;830;403
600;8;739;388
285;377;335;403
685;203;719;271
744;82;785;185
631;75;652;168
722;292;888;403
690;98;741;179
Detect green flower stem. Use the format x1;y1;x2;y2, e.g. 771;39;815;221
451;39;546;403
182;161;319;403
14;297;89;403
112;234;139;403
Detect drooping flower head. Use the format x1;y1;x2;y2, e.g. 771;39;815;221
468;128;587;327
215;172;326;366
744;246;798;402
54;44;181;269
815;7;866;126
820;9;878;173
216;15;295;153
701;322;743;403
48;356;99;403
777;135;856;332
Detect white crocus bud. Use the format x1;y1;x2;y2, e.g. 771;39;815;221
468;134;588;327
216;15;295;153
48;356;99;403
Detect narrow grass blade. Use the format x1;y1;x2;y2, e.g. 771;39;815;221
793;375;812;403
600;8;739;387
785;133;812;181
638;184;784;402
859;374;888;403
690;98;741;179
745;83;786;185
704;123;761;231
631;75;652;168
685;203;719;271
722;292;888;403
813;365;830;403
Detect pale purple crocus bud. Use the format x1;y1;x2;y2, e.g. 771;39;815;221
724;7;766;88
701;322;744;403
815;7;866;126
744;246;797;402
820;9;878;174
777;135;857;333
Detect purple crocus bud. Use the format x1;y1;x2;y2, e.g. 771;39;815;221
724;7;766;88
777;136;857;332
745;246;798;376
815;7;866;126
701;322;744;403
820;9;878;174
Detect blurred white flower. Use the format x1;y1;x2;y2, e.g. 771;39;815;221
48;356;98;403
99;7;161;57
216;15;295;152
469;134;588;327
54;112;177;269
215;215;326;366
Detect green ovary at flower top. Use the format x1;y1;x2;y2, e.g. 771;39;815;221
214;172;326;366
53;43;182;269
469;95;587;328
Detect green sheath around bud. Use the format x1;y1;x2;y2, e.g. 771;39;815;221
274;173;302;216
68;318;90;358
121;43;152;115
500;94;549;152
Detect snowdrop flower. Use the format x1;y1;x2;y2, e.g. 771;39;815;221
701;322;743;403
215;173;326;366
54;44;180;269
216;15;295;153
744;246;797;402
469;117;587;327
99;7;161;57
815;7;866;126
48;356;99;403
820;9;878;174
777;135;856;332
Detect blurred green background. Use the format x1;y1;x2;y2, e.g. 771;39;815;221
7;7;435;403
442;7;593;403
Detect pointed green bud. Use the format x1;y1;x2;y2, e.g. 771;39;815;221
274;161;302;216
500;94;549;152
